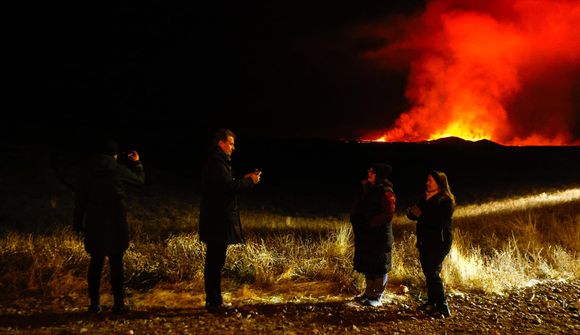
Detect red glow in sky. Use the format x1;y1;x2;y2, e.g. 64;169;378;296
362;0;580;145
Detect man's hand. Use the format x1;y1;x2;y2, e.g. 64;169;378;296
127;150;140;161
244;170;262;184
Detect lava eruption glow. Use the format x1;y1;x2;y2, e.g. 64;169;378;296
363;0;580;145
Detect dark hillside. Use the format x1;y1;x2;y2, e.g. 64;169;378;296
3;125;579;217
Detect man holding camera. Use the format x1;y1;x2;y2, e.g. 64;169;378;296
199;128;261;314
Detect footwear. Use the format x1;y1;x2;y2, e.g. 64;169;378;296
87;305;101;314
363;298;383;307
431;302;451;318
353;294;369;304
438;302;451;317
418;301;434;312
112;305;130;315
205;302;234;314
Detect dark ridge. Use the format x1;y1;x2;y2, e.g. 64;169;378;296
474;139;503;147
413;136;502;147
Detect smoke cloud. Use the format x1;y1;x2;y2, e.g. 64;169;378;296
360;0;580;145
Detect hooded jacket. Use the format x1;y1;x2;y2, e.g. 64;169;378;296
73;154;145;256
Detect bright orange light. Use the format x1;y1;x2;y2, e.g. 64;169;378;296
361;0;580;145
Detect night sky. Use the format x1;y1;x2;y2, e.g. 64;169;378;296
10;1;579;143
12;1;427;140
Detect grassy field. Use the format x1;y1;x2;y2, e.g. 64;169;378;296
1;184;578;302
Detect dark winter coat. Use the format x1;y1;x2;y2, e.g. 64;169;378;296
407;193;454;254
73;154;145;256
350;179;396;274
199;148;254;245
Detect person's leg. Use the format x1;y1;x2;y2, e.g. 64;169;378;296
109;253;126;312
204;243;228;308
88;254;105;312
430;252;450;316
363;273;388;307
419;250;437;305
353;274;372;303
421;251;450;316
429;261;445;305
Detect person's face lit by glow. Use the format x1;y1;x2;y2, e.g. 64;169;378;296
427;174;440;193
218;135;235;156
367;168;376;185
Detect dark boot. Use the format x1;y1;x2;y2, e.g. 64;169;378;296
440;301;451;317
112;304;130;315
87;304;101;314
418;301;435;312
353;293;369;304
205;302;234;315
432;301;451;317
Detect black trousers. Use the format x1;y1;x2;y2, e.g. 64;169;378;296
88;253;124;307
419;249;448;304
204;243;228;306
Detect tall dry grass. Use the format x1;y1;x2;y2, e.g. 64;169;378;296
0;187;578;299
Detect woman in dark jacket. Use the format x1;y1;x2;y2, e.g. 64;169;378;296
407;170;455;317
350;163;396;307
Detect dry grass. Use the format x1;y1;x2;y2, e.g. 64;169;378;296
0;187;578;300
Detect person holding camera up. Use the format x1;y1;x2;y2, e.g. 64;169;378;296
72;137;145;314
199;128;261;314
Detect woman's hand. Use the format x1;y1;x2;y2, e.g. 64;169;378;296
407;205;422;218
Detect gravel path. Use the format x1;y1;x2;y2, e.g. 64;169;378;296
1;279;578;334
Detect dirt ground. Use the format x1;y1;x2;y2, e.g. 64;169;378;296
0;279;578;334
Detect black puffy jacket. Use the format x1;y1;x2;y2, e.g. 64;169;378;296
350;179;396;274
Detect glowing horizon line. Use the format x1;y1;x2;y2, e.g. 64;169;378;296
454;187;580;218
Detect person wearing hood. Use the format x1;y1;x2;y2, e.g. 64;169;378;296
199;128;261;314
349;163;396;307
73;137;145;314
407;170;455;318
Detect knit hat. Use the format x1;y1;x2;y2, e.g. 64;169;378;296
371;163;392;182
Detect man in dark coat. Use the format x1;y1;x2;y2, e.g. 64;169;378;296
73;138;144;314
350;163;396;307
199;129;261;313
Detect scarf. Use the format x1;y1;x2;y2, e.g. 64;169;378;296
425;190;439;201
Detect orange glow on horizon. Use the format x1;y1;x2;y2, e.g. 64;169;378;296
360;0;580;146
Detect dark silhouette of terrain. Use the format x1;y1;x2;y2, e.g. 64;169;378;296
2;125;579;216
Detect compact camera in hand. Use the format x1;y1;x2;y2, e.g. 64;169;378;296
127;150;139;161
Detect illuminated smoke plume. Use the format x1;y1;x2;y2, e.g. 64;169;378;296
362;0;580;145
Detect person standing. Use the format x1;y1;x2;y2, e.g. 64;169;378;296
349;163;396;307
407;170;455;317
199;129;261;313
73;138;145;314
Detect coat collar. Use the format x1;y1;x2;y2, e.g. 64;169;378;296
214;146;231;163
